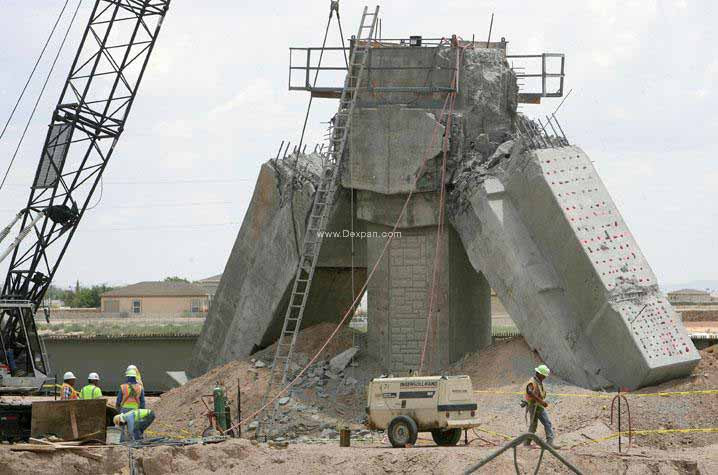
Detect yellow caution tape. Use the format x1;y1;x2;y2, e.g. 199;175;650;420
475;390;611;399
475;389;718;399
473;426;514;441
569;427;718;449
630;389;718;398
627;427;718;436
149;420;194;437
144;429;186;440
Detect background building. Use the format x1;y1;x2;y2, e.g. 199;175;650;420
667;289;714;305
101;281;209;317
195;274;222;304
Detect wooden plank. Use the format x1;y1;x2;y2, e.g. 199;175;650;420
10;444;56;452
31;400;107;442
28;438;55;446
69;407;79;440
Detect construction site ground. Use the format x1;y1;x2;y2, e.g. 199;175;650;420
2;323;717;474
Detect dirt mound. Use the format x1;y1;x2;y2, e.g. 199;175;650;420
253;322;356;365
450;337;545;388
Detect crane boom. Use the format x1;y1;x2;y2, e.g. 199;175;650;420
0;0;171;395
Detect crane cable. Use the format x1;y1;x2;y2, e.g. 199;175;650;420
295;1;345;160
0;0;83;194
0;0;71;143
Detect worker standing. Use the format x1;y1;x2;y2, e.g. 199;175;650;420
79;372;103;400
523;364;560;449
113;408;155;441
116;368;145;413
60;371;79;400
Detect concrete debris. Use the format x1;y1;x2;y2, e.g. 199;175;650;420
329;347;358;373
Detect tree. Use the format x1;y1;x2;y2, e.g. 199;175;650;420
164;276;189;283
61;284;114;308
44;285;68;301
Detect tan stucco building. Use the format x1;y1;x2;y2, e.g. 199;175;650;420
101;281;209;317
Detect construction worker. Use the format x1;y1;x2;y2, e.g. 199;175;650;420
126;364;143;386
113;408;155;442
116;368;145;413
79;372;103;400
523;364;559;449
60;371;79;400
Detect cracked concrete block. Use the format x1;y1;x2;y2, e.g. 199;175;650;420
343;107;444;194
450;144;700;389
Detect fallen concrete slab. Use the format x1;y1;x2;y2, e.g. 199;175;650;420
450;141;700;389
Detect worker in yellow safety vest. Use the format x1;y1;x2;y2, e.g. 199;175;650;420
116;368;145;413
60;371;79;400
79;372;103;399
113;408;155;441
522;364;559;449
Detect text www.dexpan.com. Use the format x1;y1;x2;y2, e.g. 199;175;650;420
317;230;402;239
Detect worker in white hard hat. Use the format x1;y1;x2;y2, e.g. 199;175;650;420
113;408;155;441
60;371;79;400
126;364;143;386
522;364;559;449
79;372;103;400
116;368;145;415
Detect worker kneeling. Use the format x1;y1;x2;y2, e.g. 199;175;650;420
113;408;155;441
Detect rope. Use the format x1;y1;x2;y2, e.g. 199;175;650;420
0;0;83;193
419;42;468;374
0;0;71;142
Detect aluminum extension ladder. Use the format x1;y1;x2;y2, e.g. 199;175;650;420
256;5;380;440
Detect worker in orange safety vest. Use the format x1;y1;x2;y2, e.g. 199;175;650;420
116;368;145;413
60;371;79;400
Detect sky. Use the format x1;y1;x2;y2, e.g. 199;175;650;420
0;0;715;290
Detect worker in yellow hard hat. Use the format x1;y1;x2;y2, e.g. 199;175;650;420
126;364;143;386
522;364;559;449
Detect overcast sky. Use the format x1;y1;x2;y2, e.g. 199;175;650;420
0;0;715;290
